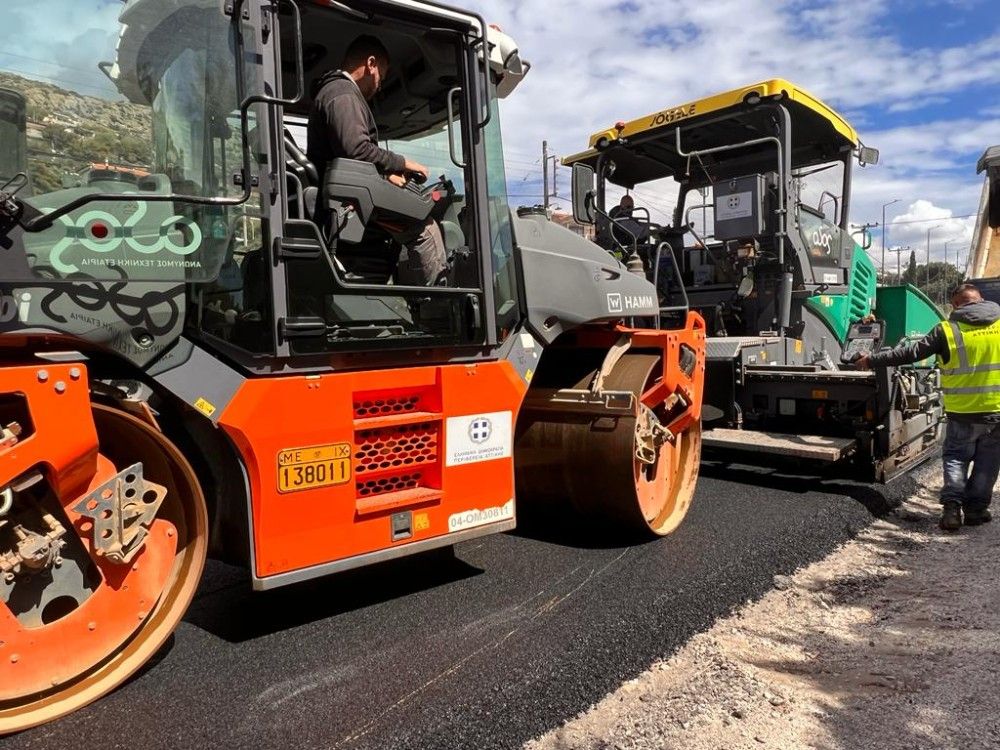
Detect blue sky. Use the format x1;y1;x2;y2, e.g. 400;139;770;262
469;0;1000;270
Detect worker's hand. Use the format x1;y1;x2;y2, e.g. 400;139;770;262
854;354;871;370
387;173;408;188
404;159;429;181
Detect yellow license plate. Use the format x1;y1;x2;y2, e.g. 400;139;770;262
277;443;352;493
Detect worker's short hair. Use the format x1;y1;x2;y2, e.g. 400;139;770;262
950;282;981;300
342;35;390;70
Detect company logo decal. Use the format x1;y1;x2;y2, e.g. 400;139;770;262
45;203;203;274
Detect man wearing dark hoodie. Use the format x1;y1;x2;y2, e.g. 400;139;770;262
857;283;1000;530
307;35;447;286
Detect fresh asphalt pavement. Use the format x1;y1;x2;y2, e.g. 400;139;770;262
5;457;922;750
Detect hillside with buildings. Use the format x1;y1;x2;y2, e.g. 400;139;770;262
0;72;151;192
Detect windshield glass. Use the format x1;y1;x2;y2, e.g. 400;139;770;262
0;0;257;283
792;160;844;225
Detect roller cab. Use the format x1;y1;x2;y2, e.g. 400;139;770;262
0;0;705;732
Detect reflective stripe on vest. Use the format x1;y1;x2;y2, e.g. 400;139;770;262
938;319;1000;414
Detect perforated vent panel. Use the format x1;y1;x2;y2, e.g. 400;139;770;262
358;472;423;498
354;423;438;476
354;395;423;419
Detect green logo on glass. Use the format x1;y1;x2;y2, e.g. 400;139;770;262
47;202;203;274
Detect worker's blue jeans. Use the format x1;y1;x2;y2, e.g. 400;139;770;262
940;419;1000;510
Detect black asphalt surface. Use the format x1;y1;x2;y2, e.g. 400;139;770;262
5;459;920;750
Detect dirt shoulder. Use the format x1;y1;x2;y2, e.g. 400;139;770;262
525;462;1000;750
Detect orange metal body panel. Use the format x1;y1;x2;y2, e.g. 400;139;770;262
572;312;707;427
0;365;177;696
0;364;98;503
218;360;528;579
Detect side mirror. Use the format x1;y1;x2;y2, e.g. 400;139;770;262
858;146;879;166
572;162;596;226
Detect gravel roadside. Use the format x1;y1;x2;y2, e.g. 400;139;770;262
525;461;1000;750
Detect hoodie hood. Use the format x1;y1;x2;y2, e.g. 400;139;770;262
311;69;354;99
951;299;1000;326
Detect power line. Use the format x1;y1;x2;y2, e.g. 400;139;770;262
879;213;977;227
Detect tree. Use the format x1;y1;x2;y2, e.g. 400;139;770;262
914;262;965;308
43;124;73;152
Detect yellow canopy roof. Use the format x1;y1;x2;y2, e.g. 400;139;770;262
563;79;859;176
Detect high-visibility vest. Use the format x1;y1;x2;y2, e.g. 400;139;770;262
938;318;1000;414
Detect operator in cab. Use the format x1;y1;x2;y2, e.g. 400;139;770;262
608;194;651;249
307;35;447;286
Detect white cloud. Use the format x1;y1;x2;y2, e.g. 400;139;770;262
878;200;977;271
471;0;994;250
0;1;121;98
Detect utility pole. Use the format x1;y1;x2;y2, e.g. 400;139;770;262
551;155;558;200
897;245;910;282
881;198;900;274
542;140;549;211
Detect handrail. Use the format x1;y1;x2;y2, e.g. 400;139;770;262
652;241;690;315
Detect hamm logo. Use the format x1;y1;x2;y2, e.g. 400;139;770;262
607;293;623;314
624;294;655;310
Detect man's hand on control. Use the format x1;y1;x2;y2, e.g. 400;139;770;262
404;159;429;180
855;354;871;370
387;173;408;187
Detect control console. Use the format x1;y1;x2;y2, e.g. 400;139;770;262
841;320;885;364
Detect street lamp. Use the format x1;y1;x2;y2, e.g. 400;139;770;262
926;224;941;287
881;198;901;273
943;238;963;268
939;238;961;304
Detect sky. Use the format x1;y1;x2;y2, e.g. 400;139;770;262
2;0;997;272
467;0;1000;273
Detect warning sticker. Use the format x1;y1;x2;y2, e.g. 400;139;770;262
194;397;217;417
445;411;513;467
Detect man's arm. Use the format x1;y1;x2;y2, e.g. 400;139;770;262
322;93;406;174
857;324;948;369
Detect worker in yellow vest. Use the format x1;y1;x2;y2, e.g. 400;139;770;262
857;283;1000;530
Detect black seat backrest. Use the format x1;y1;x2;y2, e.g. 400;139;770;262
284;129;319;186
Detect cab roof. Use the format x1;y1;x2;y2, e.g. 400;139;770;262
563;79;860;188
